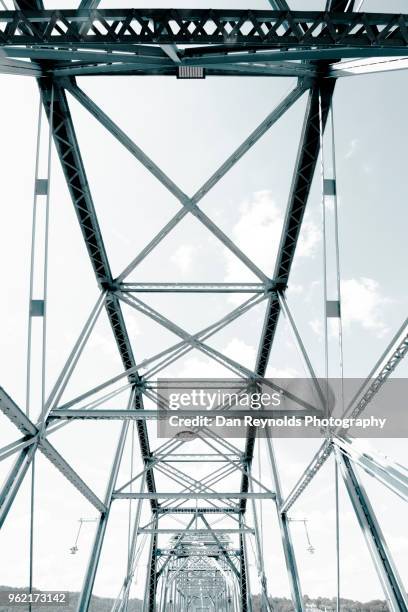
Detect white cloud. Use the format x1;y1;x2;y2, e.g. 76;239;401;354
124;315;141;337
224;190;282;281
168;353;229;379
170;244;196;275
341;277;391;338
308;316;340;341
224;190;321;283
166;338;257;379
88;331;119;358
345;137;359;160
223;338;256;370
267;366;301;378
287;283;304;296
307;278;391;340
110;225;131;246
297;219;321;258
309;318;323;338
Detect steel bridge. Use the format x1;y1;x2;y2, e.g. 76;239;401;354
0;0;408;611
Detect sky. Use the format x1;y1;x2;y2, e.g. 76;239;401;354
0;0;408;606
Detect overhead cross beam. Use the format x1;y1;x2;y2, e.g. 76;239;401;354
6;4;408;79
1;10;408;49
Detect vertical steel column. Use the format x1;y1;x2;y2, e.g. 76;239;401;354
319;93;345;612
24;88;53;611
26;90;53;422
232;569;240;612
171;570;176;611
120;475;146;612
336;450;408;612
174;582;178;612
168;569;174;612
239;514;252;612
265;435;304;612
335;460;340;612
77;410;131;611
159;567;165;612
147;515;158;612
248;477;272;612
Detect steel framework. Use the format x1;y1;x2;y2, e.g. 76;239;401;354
1;0;408;611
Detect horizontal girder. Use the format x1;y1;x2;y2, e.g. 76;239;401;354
48;408;314;419
158;507;240;514
113;492;276;499
119;282;270;293
1;10;408;52
140;528;252;534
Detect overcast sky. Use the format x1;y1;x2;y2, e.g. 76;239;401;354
0;0;408;605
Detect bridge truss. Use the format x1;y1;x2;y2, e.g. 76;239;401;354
1;1;408;611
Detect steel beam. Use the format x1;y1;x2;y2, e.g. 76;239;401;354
117;475;145;612
336;451;408;612
114;492;276;500
0;386;36;437
1;10;408;51
0;54;41;77
63;80;274;283
240;79;335;511
119;283;269;293
341;317;408;423
70;79;294;281
48;408;314;420
200;515;241;579
256;80;335;376
39;441;106;513
113;83;304;280
140;528;250;535
77;419;130;612
147;516;158;612
239;515;250;612
39;81;112;284
0;444;37;529
155;516;199;580
52;293;265;409
280;440;333;514
278;317;408;512
50;63;315;79
331;56;408;78
0;387;106;514
158;507;239;514
266;436;304;612
182;47;408;65
38;78;157;506
0;436;38;463
334;436;408;503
